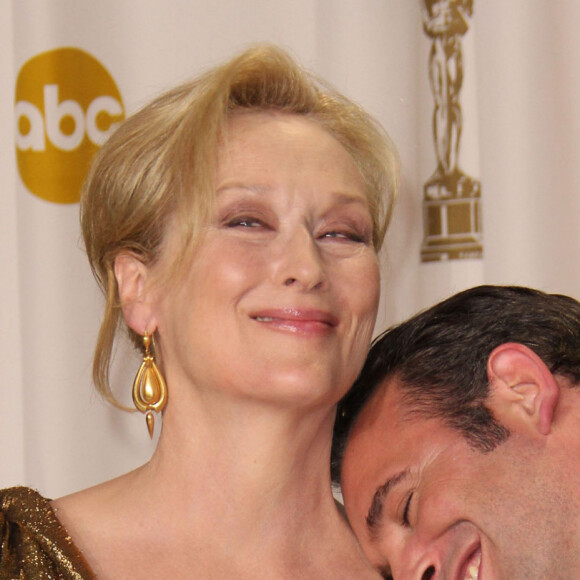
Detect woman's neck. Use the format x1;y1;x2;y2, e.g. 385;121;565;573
144;390;337;523
52;389;380;579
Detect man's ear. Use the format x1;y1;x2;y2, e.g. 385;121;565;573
114;253;158;335
487;343;559;436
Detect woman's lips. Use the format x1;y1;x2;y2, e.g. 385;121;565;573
250;308;338;335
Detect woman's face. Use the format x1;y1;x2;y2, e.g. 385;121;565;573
152;112;380;407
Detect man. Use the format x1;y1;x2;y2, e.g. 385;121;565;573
332;285;580;580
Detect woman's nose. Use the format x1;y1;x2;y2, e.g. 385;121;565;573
271;227;327;291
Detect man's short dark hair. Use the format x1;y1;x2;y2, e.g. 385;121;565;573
332;285;580;484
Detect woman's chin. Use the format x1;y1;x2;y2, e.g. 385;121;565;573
240;370;350;410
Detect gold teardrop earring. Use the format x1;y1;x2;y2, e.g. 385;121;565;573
132;331;167;438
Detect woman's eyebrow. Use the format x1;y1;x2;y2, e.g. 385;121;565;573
366;468;410;539
216;182;269;195
217;183;367;203
328;192;369;206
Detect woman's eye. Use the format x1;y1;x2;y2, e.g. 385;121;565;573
320;230;367;243
401;492;413;527
226;217;266;229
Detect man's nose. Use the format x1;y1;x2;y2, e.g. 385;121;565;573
270;227;327;291
389;538;440;580
391;561;437;580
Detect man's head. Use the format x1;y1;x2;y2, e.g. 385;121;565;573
333;285;580;579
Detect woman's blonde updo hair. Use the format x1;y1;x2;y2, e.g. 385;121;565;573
80;44;399;406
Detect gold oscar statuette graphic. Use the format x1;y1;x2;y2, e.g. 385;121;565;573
421;0;483;261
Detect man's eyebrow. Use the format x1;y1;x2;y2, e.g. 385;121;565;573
365;468;410;539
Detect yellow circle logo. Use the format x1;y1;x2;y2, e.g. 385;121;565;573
15;47;125;204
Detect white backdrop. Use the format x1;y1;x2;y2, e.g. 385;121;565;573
2;0;580;498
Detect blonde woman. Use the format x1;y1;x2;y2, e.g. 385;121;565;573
1;45;398;579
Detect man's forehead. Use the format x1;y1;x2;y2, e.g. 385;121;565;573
341;376;441;505
342;378;405;491
350;375;405;437
340;376;421;551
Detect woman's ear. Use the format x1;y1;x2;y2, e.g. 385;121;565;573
486;343;559;436
114;253;158;335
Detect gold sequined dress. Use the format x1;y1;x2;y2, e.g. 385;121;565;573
0;486;95;579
